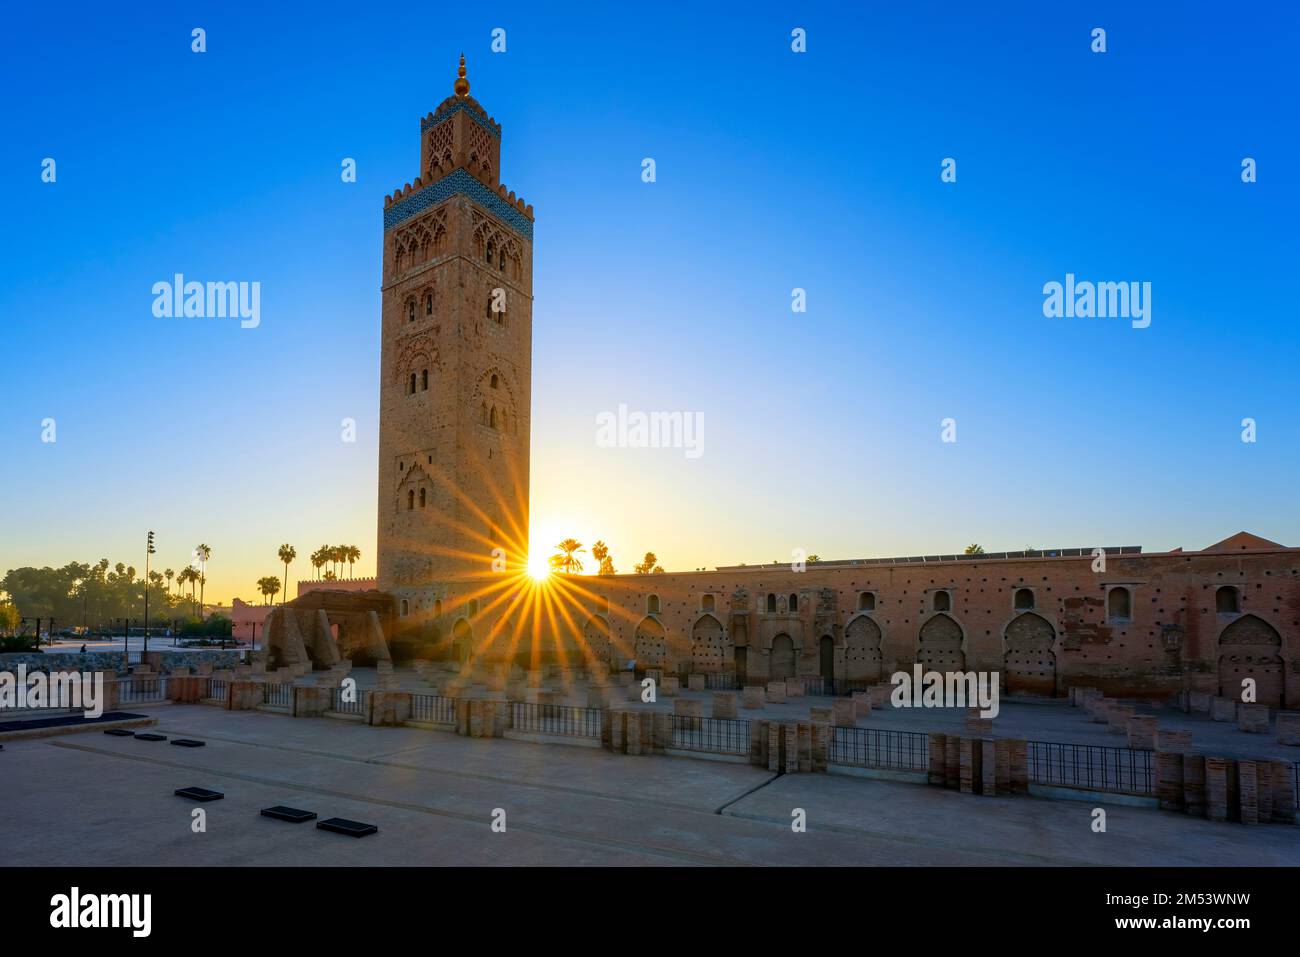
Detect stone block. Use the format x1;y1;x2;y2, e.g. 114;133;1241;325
832;698;857;727
1008;739;1028;794
766;681;787;704
687;673;706;691
783;723;799;774
1268;759;1296;823
1107;703;1136;734
869;685;892;708
743;686;766;709
1257;761;1274;823
809;706;832;725
1277;712;1300;746
767;721;783;772
810;723;829;772
852;690;872;719
1127;715;1158;749
608;709;626;752
1204;756;1227;820
711;691;738;719
959;737;980;794
1238;703;1269;733
1211;696;1237;722
749;719;767;766
928;732;947;785
661;675;680;697
1189;690;1212;713
786;676;805;698
673;697;702;729
1238;760;1259;825
1155;729;1192;753
981;739;997;796
1182;753;1206;817
229;680;262;711
1157;751;1185;812
653;712;672;752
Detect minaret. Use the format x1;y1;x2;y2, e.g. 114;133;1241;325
376;57;534;624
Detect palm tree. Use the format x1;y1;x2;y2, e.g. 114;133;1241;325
309;548;323;580
195;544;211;616
634;551;658;574
345;545;360;578
257;576;281;604
551;539;586;574
964;544;985;555
591;541;615;576
278;544;296;604
164;568;174;595
177;567;197;616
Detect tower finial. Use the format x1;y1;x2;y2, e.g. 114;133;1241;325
454;53;469;97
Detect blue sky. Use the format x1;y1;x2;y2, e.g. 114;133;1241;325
1;1;1296;601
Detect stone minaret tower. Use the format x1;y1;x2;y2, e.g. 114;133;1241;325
377;56;534;618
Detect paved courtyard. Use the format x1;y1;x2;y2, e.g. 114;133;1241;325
3;702;1299;866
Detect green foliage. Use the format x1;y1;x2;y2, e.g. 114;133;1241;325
1;558;189;630
0;601;20;634
178;614;232;638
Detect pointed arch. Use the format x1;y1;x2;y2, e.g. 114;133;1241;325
917;613;964;672
1003;612;1056;696
690;613;729;673
1217;614;1283;707
844;613;883;681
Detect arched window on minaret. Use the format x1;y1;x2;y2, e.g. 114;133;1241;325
406;299;415;322
409;373;417;395
481;403;489;427
489;407;498;429
421;369;428;391
407;490;415;510
425;291;434;315
485;241;494;265
419;488;426;508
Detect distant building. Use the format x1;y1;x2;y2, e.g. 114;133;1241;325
230;598;274;643
297;577;377;599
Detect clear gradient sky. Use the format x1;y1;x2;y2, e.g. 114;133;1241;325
2;1;1297;605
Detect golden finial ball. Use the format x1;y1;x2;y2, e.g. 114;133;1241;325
454;54;469;97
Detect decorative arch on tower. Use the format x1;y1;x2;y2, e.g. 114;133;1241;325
472;365;517;435
394;336;440;394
